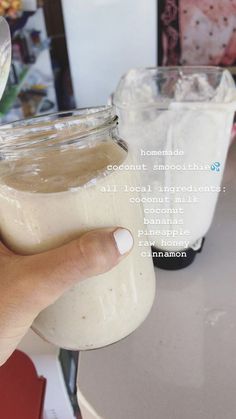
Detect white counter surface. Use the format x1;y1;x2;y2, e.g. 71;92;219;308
77;141;236;419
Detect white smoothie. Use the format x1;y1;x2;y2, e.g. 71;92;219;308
0;139;156;349
114;68;236;251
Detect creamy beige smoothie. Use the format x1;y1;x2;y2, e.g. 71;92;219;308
0;138;156;350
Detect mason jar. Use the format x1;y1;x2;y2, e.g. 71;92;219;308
0;106;156;350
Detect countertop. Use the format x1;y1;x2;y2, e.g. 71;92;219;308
77;141;236;419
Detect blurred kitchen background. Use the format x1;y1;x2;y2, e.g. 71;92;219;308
1;0;236;123
0;0;157;123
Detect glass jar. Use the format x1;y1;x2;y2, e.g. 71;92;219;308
114;67;236;268
0;106;156;350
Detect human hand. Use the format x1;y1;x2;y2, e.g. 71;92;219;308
0;227;133;366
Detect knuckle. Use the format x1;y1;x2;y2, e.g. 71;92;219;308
76;232;115;276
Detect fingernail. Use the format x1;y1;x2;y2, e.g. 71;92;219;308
113;228;134;255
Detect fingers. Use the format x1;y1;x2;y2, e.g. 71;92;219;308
20;227;134;310
0;241;14;257
0;227;133;365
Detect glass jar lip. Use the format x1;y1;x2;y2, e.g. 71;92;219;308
0;105;116;130
113;65;233;110
130;65;224;75
0;105;118;158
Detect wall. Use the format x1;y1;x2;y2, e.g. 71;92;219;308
61;0;157;107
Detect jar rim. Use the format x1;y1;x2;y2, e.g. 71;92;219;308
0;105;115;130
0;106;118;158
113;66;233;110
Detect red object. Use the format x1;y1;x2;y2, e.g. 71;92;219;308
0;350;46;419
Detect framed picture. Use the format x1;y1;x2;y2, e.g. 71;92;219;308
158;0;236;78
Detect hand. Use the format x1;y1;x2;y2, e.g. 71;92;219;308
0;227;133;366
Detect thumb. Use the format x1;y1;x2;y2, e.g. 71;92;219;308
21;227;134;310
